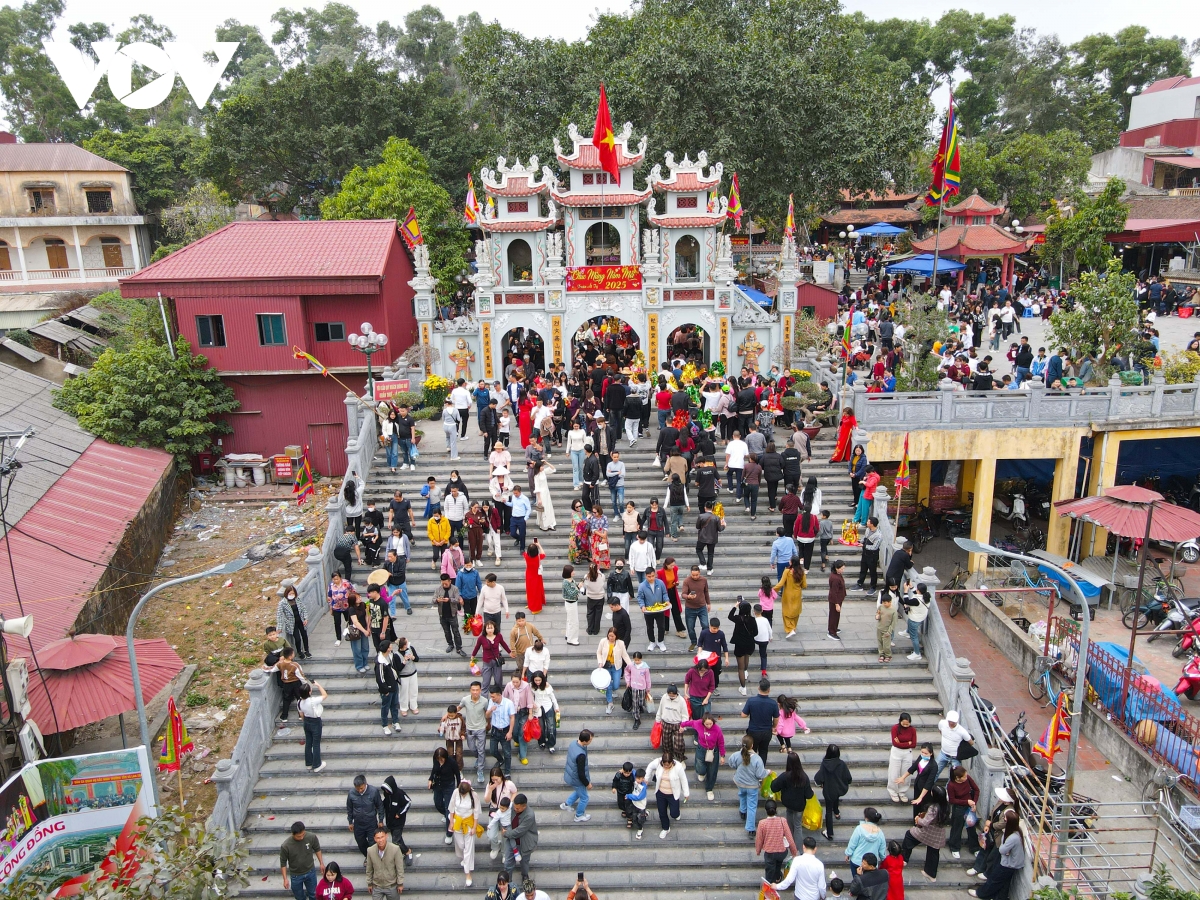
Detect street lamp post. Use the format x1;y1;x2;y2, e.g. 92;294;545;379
954;538;1090;883
348;322;389;402
126;558;248;804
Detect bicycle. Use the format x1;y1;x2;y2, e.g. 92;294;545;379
1026;653;1065;706
1142;764;1200;864
944;563;970;617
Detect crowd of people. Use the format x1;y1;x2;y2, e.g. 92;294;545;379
267;316;1045;900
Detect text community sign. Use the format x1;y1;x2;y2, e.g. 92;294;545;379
566;265;643;292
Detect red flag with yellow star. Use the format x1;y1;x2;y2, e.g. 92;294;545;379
592;84;620;183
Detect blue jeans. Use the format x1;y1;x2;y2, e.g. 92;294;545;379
289;869;317;900
658;409;669;430
386;435;399;468
695;745;719;792
514;708;530;761
727;467;743;498
566;784;590;816
1015;366;1031;386
907;617;923;656
685;606;710;645
397;438;413;467
571;449;585;485
351;636;370;670
491;726;512;775
387;583;411;614
668;505;685;537
605;663;620;703
380;685;400;727
511;516;527;553
935;751;958;778
738;786;759;832
776;562;788;579
610;485;625;517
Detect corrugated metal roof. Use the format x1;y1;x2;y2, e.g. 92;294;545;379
0;293;65;314
60;303;122;333
0;338;43;362
0;143;127;172
0;363;94;525
0;437;173;655
122;219;398;285
27;318;108;352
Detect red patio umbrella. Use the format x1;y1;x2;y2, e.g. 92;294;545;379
1054;485;1200;544
24;637;186;735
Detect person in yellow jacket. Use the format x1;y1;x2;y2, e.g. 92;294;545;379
428;510;452;571
773;557;807;639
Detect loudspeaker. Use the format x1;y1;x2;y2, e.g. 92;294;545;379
1;617;33;639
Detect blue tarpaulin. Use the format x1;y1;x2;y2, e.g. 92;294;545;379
885;254;967;276
736;285;774;308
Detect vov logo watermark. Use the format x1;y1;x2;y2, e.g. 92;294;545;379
43;40;240;110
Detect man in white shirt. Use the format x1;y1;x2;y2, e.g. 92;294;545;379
773;837;826;900
725;431;749;500
450;379;473;439
936;709;974;776
627;531;657;582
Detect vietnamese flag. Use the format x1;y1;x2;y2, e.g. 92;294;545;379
592;84;621;183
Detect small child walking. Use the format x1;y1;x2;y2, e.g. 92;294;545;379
876;593;897;664
612;761;635;821
625;768;649;839
753;604;773;677
774;694;810;752
758;576;777;627
880;839;906;900
487;795;512;860
439;704;465;768
818;511;835;571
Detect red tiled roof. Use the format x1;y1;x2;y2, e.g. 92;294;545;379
483;175;551;197
942;193;1005;216
651;171;721;192
824;208;921;225
0;143;127;172
0;440;174;656
550;188;652;207
648;212;726;228
480;218;557;233
911;224;1027;255
122;220;397;285
1142;75;1200;95
838;188;920;203
557;141;645;171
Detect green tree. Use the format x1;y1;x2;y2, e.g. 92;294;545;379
157;182;235;258
1047;260;1139;366
1043;177;1129;275
82;126;202;213
53;338;238;466
989;130;1091;219
1073;27;1192;122
270;2;376;67
321;137;468;295
211;20;281;99
3;806;249;900
89;290;169;352
894;297;949;391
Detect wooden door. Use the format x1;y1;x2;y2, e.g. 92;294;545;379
307;422;346;478
45;243;68;269
102;243;123;267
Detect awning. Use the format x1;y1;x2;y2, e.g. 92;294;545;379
1152;156;1200;170
854;222;908;237
735;285;773;307
885;254;967;276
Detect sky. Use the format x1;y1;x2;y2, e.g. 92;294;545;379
56;0;1200;48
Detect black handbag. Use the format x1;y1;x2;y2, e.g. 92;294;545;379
957;740;980;762
621;686;634;712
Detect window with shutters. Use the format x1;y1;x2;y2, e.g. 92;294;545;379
507;200;529;214
257;313;286;346
196;315;226;347
100;237;123;268
86;190;113;213
676;196;698;209
44;239;68;269
314;322;345;342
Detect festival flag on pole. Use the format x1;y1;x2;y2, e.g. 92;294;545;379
925;94;962;207
486;196;496;219
293;447;315;506
784;194;796;240
401;206;424;248
293;345;329;377
727;173;744;230
157;696;193;772
464;174;481;225
592;84;621;183
841;319;852;359
1032;692;1072;761
707;192;716;213
895;433;911;490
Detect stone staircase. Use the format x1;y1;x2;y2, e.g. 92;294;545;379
235;421;970;900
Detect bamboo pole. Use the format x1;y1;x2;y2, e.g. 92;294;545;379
1032;761;1055;879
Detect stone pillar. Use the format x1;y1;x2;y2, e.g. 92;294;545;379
939;378;956;423
344;392;359;438
1047;437;1082;557
950;656;975;721
305;547;325;620
210;758;240;835
244;668;273;749
978;746;1008;813
916;459;932;507
1192;371;1200;414
968;457;996;572
873;486;895;571
1106;374;1123;419
1150;372;1166;416
1027;377;1045;420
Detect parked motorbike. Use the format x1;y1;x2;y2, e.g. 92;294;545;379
1147;596;1200;643
1181;539;1199;565
1173;617;1200;659
1175;655;1200;701
993;493;1029;526
1123;590;1173;631
943;508;971;537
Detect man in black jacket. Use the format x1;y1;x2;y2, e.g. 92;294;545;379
604;377;627;437
347;774;384;856
480;398;500;460
582;445;602;510
608;597;633;647
849;853;889;899
781;440;803;492
656;422;680;464
736;380;758;437
1014;337;1034;386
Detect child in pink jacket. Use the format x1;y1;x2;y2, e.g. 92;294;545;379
774;694;810;752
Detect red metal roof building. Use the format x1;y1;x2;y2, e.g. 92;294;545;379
120;220;416;474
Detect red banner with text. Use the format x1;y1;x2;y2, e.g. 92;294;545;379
566;265;643;292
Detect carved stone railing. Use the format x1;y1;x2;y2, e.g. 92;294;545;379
208;392;378;835
852;372;1200;431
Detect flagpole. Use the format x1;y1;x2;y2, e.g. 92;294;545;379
931;200;944;296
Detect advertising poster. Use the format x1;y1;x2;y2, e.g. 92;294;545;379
0;747;157;895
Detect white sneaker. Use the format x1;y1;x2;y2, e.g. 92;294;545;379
907;653;923;661
444;835;453;844
333;639;341;647
706;791;715;801
648;643;657;653
659;829;669;839
560;802;572;811
952;851;961;859
313;762;327;773
490;849;499;860
738;686;747;696
606;703;613;715
383;725;392;735
785;631;795;639
574;814;591;822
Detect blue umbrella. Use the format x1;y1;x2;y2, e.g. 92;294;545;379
885;254;966;276
854;222;908;237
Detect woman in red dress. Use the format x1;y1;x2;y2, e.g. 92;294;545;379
830;406;857;463
524;539;546;613
518;395;534;449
